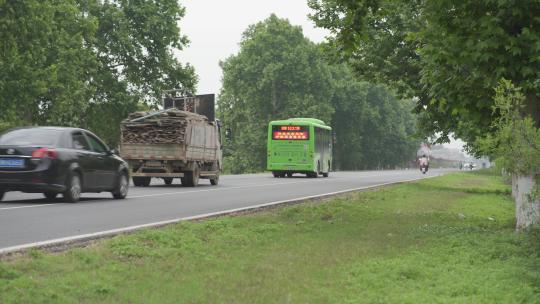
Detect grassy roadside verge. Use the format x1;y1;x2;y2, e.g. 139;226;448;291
1;172;539;303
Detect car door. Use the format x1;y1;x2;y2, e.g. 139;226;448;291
84;132;116;189
70;131;97;190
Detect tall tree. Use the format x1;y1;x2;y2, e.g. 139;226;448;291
308;0;540;150
330;64;418;170
309;0;540;229
0;0;196;146
218;14;335;173
219;15;419;173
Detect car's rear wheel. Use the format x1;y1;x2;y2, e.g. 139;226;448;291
112;172;129;199
43;192;58;200
133;177;151;187
63;172;82;203
163;177;173;185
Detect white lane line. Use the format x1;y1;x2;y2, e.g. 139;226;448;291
129;178;332;199
0;173;443;255
0;203;68;211
0;171;439;211
0;178;335;211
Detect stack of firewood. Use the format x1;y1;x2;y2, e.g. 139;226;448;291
121;109;207;144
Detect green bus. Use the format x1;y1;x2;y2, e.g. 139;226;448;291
267;118;332;178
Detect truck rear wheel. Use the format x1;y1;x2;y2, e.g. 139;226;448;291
183;165;200;187
210;174;219;185
163;177;173;185
133;177;151;187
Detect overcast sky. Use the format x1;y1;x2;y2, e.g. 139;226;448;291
176;0;329;95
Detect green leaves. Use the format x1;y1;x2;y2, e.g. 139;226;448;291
218;15;337;172
477;80;540;175
309;0;540;156
0;0;196;146
218;15;418;172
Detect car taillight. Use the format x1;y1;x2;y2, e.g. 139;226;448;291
32;148;58;159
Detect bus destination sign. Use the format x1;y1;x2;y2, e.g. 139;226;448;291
272;125;309;140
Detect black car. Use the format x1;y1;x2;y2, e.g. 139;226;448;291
0;127;129;203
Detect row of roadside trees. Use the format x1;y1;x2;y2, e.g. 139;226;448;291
218;15;419;173
0;0;197;145
307;0;540;229
0;1;421;174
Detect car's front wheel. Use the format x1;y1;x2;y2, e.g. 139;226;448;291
63;172;82;203
112;172;129;199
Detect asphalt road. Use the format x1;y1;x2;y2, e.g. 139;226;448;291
0;169;453;251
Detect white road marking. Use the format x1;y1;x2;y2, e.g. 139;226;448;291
0;203;68;211
0;171;430;211
0;173;442;255
0;178;335;211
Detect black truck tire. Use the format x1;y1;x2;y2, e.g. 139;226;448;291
133;176;151;187
183;165;200;187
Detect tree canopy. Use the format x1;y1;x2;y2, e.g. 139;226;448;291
218;14;418;173
0;0;196;145
308;0;540;153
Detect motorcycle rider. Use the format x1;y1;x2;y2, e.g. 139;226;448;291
418;154;429;173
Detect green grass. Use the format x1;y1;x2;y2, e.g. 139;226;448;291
1;171;539;303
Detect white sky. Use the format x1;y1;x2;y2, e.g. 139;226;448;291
176;0;329;95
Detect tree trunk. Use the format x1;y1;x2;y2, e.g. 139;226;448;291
515;174;540;230
511;174;517;199
514;95;540;230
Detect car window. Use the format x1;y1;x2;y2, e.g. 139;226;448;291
0;129;62;146
85;133;108;153
71;132;91;150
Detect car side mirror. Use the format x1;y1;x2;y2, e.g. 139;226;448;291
109;148;119;155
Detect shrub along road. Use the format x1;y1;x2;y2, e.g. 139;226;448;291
1;171;539;303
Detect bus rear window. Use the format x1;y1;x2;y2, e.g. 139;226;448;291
272;125;309;140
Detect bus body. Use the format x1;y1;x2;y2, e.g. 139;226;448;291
267;118;332;178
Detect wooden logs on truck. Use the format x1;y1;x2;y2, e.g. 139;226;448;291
121;109;208;144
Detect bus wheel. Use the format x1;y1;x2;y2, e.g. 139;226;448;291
272;171;280;178
322;172;329;177
286;173;293;178
307;172;318;178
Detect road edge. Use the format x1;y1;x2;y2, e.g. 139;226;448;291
0;173;444;258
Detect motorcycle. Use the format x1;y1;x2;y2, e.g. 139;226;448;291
420;165;428;174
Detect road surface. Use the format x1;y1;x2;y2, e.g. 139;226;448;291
0;169;452;251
